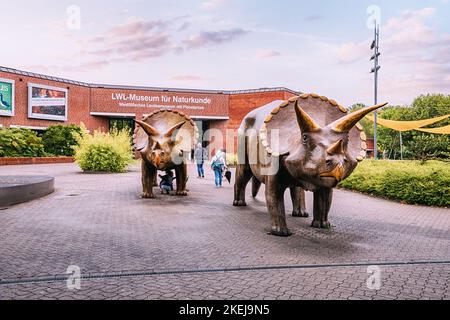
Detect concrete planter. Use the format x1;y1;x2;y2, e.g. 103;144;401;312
0;175;55;207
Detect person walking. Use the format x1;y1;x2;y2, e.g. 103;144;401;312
211;149;227;188
194;143;207;178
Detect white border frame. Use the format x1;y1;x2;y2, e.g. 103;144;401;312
90;112;136;117
28;82;68;121
0;77;15;117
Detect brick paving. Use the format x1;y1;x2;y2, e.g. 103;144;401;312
0;163;449;300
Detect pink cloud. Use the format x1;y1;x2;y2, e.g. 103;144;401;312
335;7;450;103
201;0;227;10
256;49;282;58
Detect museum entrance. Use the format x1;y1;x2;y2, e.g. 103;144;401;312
190;120;211;160
193;120;210;148
109;118;135;135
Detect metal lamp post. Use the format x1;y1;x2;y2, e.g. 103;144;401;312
370;23;380;159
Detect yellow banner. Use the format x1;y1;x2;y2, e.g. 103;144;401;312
365;114;450;132
416;125;450;134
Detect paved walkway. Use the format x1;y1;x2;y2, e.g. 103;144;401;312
0;163;449;299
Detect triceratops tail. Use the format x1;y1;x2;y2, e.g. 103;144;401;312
251;176;261;198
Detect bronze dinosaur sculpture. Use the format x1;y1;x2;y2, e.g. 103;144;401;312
133;110;198;198
233;93;387;236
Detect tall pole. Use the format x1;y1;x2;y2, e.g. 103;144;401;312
399;131;403;160
370;23;380;159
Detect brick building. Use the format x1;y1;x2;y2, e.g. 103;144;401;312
0;66;299;153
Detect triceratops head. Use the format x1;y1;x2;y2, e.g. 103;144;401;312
285;101;387;188
134;119;186;170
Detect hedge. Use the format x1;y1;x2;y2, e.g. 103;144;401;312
339;160;450;207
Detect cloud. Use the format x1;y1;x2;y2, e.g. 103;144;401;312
337;7;442;64
201;0;227;10
183;28;248;48
107;19;167;37
256;49;281;58
170;75;204;81
304;15;323;22
337;41;370;63
85;18;173;62
334;7;450;102
33;15;250;73
177;21;191;32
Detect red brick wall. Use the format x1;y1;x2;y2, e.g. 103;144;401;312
0;69;298;148
0;156;74;165
0;71;107;131
226;90;297;150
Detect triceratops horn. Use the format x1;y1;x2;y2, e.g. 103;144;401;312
328;102;388;132
134;119;160;137
327;139;344;154
294;101;321;133
165;121;186;138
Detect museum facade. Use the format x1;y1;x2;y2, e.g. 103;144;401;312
0;66;300;152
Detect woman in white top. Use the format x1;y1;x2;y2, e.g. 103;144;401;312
210;149;227;187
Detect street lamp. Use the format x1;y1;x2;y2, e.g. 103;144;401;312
370;23;380;159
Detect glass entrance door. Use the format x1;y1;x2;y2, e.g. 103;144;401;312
109;118;135;135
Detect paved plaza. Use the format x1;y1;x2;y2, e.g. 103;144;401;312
0;163;449;300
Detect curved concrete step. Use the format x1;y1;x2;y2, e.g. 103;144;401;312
0;176;55;207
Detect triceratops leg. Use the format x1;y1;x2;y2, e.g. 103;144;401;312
251;176;261;198
175;163;188;196
141;161;156;199
266;176;291;236
311;187;333;229
233;163;253;206
290;187;309;217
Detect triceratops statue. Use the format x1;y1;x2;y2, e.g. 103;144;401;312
133;110;198;198
233;93;387;236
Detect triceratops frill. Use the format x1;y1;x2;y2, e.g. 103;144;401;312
233;93;387;236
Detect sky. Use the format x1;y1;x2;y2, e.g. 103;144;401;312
2;0;450;106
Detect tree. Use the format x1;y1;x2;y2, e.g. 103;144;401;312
42;124;82;156
350;94;450;160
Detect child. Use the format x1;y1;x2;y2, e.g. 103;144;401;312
159;170;175;194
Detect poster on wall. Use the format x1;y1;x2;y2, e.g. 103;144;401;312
0;78;14;116
28;83;68;121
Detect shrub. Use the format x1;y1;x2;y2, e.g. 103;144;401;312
0;128;46;157
42;124;81;156
339;160;450;207
73;128;133;173
226;153;238;167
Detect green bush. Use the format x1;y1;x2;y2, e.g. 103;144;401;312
339;160;450;207
42;124;81;156
73;128;133;173
0;128;46;157
226;153;237;167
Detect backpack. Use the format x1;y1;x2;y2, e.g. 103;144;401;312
212;158;223;171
